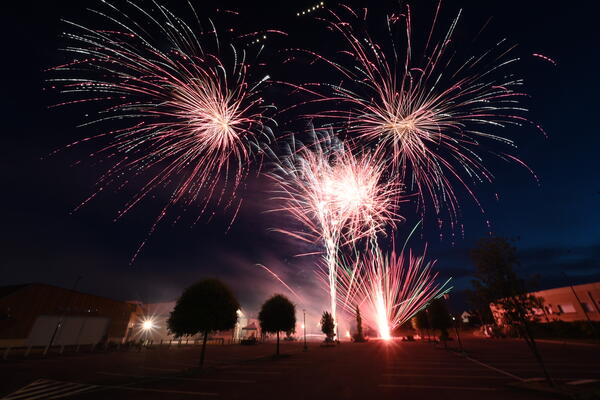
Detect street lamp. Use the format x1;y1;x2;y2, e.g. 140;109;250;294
303;309;308;351
142;320;154;331
141;317;156;346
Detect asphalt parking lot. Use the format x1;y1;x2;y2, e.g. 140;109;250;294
1;337;598;399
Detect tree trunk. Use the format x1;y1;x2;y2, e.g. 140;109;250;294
521;321;553;387
276;331;280;356
199;331;208;368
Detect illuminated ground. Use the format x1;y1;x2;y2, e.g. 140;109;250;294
1;337;598;399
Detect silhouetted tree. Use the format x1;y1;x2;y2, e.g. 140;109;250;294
412;309;431;340
428;298;452;344
168;279;239;368
353;305;366;342
258;294;296;356
321;311;335;342
469;237;551;385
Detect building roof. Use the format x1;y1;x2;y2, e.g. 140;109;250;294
0;284;29;299
0;283;134;308
532;281;600;298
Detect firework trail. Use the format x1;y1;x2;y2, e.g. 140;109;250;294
255;263;304;303
335;244;451;339
48;1;276;261
267;128;402;330
288;3;542;230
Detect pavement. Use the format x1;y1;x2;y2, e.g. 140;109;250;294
1;337;599;399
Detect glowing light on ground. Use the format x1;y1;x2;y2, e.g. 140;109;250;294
336;245;451;339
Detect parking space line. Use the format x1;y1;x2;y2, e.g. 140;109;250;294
98;371;255;383
567;379;599;385
99;385;217;396
383;373;511;379
379;384;498;391
1;379;98;400
142;367;180;372
224;370;282;375
461;355;525;382
386;366;494;371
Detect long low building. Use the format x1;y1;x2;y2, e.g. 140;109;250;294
0;283;261;348
0;283;140;348
491;281;600;324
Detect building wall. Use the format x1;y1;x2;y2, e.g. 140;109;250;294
491;282;600;325
0;284;138;347
533;282;600;322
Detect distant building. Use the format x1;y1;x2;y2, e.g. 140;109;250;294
490;281;600;325
461;311;472;324
0;283;140;348
0;283;261;348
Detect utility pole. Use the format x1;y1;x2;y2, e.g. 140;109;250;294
303;309;308;351
452;316;464;354
562;272;599;343
45;276;82;356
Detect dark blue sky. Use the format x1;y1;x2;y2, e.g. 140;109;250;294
1;0;598;314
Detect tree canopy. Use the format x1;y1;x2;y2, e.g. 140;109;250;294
468;237;551;385
321;311;335;342
412;309;430;331
428;298;452;340
259;294;296;356
468;237;543;327
353;305;366;342
168;279;239;337
259;294;297;334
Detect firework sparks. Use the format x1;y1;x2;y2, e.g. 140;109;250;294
267;129;403;330
336;245;451;339
48;1;275;261
289;4;542;229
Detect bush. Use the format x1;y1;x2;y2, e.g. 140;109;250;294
527;320;600;339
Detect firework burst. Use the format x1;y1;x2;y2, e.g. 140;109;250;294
291;4;541;229
48;1;275;260
267;129;403;329
336;244;451;339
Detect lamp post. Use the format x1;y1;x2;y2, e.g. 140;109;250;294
303;309;308;351
452;316;464;354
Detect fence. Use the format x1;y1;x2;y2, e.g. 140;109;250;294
0;337;242;361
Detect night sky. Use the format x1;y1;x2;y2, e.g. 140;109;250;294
2;0;598;316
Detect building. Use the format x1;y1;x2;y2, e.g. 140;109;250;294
0;283;261;348
490;281;600;325
0;283;140;348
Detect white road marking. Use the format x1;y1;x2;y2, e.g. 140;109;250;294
98;371;255;383
1;379;97;400
224;370;282;375
461;355;525;381
383;373;511;380
141;367;180;372
379;384;498;391
567;379;599;385
386;366;496;371
99;385;217;396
